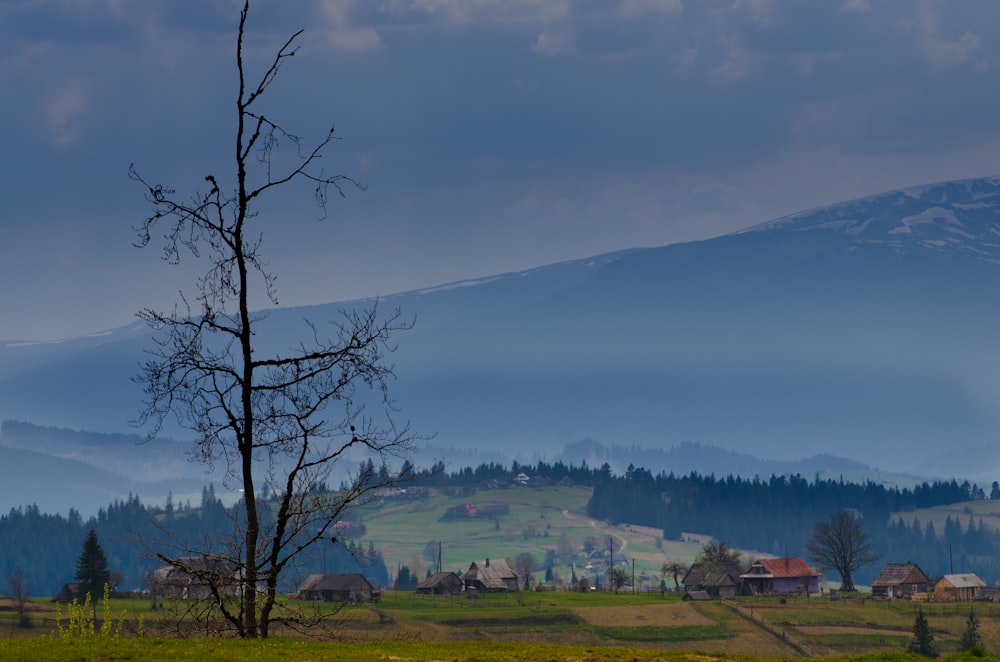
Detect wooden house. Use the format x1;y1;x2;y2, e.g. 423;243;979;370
294;573;377;602
150;556;239;601
461;558;519;593
871;563;930;599
682;562;742;599
415;571;464;597
52;582;80;603
740;558;822;596
934;573;986;602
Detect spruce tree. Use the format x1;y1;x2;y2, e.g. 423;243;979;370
74;529;111;601
907;609;938;658
960;607;983;651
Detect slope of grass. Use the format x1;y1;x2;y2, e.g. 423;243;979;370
359;484;747;584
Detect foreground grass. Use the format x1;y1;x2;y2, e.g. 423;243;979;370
1;638;999;662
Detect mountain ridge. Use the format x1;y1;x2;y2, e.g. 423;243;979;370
3;176;1000;488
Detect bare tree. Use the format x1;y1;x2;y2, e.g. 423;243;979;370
806;510;878;592
131;1;415;639
660;559;687;591
6;568;31;628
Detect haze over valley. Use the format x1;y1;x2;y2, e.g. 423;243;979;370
5;177;1000;513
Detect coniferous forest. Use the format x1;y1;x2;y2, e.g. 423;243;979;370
0;483;388;597
3;459;999;596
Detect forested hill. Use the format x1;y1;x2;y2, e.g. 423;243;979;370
417;460;1000;586
0;486;387;599
583;466;998;586
3;459;997;597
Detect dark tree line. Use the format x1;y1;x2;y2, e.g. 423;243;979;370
0;485;387;597
584;469;999;585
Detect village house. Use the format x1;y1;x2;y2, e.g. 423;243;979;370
52;582;81;603
682;562;742;599
415;571;464;597
461;558;520;593
871;562;930;599
294;573;378;602
740;557;822;596
149;556;239;601
934;573;986;602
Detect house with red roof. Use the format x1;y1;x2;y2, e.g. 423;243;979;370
740;557;822;596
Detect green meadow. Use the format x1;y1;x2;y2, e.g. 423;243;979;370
5;588;1000;660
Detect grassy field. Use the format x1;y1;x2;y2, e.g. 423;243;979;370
7;637;996;662
359;484;749;585
5;588;1000;659
893;498;1000;533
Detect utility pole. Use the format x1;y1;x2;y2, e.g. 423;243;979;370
609;537;614;592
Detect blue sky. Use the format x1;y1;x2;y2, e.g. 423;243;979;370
3;0;1000;340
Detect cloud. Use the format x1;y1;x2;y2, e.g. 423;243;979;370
532;23;575;56
318;0;383;51
920;30;978;67
398;0;570;25
900;1;981;68
840;0;870;12
618;0;682;18
44;82;89;146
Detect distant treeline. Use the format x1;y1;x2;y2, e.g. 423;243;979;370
418;460;1000;585
0;484;387;598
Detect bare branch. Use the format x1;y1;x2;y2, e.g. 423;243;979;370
131;1;416;639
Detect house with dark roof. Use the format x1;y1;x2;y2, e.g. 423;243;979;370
682;562;742;599
740;558;822;596
150;556;239;601
52;582;81;603
461;558;519;593
415;571;464;597
934;573;986;602
294;573;377;602
871;562;930;599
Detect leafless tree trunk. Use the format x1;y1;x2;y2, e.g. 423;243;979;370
806;510;878;592
6;568;31;627
132;1;415;638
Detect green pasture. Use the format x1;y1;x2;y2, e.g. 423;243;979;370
893;498;1000;534
5;638;996;662
5;590;1000;659
359;484;707;582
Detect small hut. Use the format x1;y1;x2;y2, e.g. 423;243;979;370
934;574;986;602
415;571;463;596
294;573;377;602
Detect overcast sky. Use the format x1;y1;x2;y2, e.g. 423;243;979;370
3;0;1000;341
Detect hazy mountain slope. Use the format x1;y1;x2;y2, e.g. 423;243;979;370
4;177;1000;479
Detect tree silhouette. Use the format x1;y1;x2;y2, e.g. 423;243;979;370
661;559;687;590
959;607;983;651
6;567;31;627
806;510;878;592
74;529;111;621
131;1;415;639
907;609;938;658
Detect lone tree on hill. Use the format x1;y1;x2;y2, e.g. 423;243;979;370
75;529;111;621
131;1;415;639
806;510;878;592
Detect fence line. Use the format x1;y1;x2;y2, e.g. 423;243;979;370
721;599;813;658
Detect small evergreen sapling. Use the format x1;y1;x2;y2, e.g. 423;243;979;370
960;607;983;652
907;608;938;658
